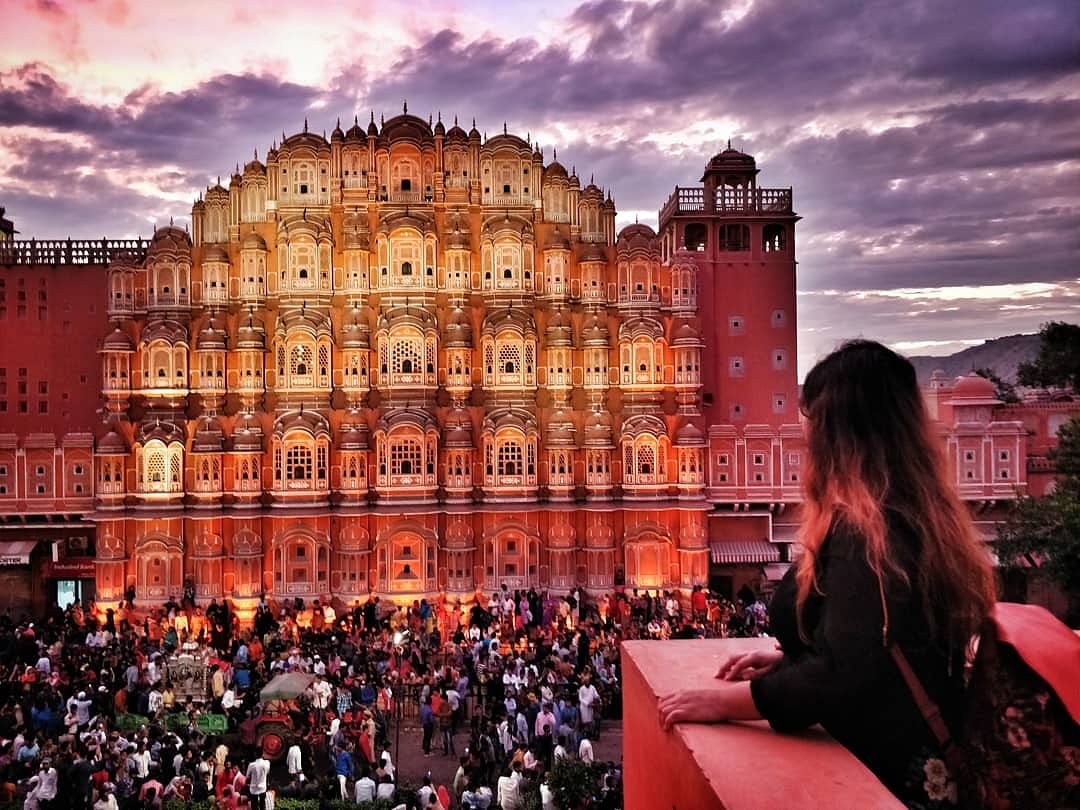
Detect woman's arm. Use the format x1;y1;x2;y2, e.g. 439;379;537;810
750;530;888;731
657;679;760;730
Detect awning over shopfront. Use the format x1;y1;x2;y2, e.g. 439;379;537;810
0;540;38;566
709;540;781;565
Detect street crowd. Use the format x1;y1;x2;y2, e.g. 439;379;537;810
0;580;767;810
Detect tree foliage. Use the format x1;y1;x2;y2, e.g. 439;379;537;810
996;416;1080;620
974;367;1019;403
1016;321;1080;390
548;758;602;809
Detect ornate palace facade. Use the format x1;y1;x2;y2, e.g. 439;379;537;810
3;110;1064;618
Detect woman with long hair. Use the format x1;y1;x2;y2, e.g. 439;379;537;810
658;340;997;806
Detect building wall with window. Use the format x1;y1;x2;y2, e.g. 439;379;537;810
1;113;1075;615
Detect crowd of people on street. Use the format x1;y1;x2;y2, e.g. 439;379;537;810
0;579;766;810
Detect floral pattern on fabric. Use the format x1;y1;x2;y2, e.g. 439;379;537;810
898;747;958;809
958;638;1080;810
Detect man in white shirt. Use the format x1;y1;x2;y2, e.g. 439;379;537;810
36;759;58;804
376;775;396;800
131;742;152;779
286;742;305;782
540;773;556;810
246;753;270;810
579;735;594;763
578;676;600;737
497;766;522;810
354;772;377;802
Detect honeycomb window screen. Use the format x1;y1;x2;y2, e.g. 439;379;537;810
285;443;313;482
169;453;182;485
637;443;655;476
147;451;166;484
318;345;330;379
497;440;523;477
390;439;422;476
498;343;521;375
391;337;423;375
289;344;312;377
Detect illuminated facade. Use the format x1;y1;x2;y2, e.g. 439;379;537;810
1;110;1068;617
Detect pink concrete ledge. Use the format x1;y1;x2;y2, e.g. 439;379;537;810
622;639;904;810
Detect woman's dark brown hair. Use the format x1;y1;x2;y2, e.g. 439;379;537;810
796;340;996;648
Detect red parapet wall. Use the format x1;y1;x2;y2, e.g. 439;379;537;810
622;639;903;810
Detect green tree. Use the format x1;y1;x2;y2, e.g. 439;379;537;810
1016;321;1080;390
996;416;1080;624
974;366;1020;403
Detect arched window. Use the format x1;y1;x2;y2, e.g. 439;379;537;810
719;224;751;251
138;441;183;494
763;224;786;253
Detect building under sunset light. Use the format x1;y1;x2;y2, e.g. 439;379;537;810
0;112;1072;617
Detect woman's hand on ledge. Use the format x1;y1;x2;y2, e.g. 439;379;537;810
716;643;783;681
658;680;760;731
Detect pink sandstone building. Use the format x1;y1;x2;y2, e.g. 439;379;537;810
0;111;1073;617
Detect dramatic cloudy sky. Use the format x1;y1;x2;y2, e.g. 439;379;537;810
2;0;1078;375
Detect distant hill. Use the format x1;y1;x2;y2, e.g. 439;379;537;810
906;333;1041;385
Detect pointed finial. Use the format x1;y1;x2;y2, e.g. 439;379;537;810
235;163;240;174
503;121;507;135
635;214;639;224
303;207;307;221
403;99;408;114
727;138;731;149
282;130;286;141
370;110;375;123
336;116;341;129
590;173;594;185
454;114;458;126
428;113;432;126
303;117;308;133
216;175;221;186
169;216;174;226
322;129;326;139
526;131;530;142
381;113;385;126
553;148;557;161
437;110;442;122
254;147;258;160
472;117;476;128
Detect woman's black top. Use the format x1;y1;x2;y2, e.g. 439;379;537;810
750;522;965;805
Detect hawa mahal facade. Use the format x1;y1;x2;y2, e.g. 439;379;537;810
0;110;1073;617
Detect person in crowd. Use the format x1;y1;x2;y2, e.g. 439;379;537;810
658;340;997;808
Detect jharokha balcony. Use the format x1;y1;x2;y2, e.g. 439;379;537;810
623;638;903;810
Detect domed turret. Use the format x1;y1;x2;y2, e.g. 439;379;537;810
674;420;706;447
544;227;570;250
236;311;267;349
103;327;134;352
193;415;225;452
97;427;128;455
950;372;999;403
444;409;474;448
581;312;610;346
545;409;576;446
341;308;370;348
231;412;264;452
545;307;573;346
241;230;267;251
444;307;473;348
583;409;614;447
338;421;370;451
197;316;228;350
